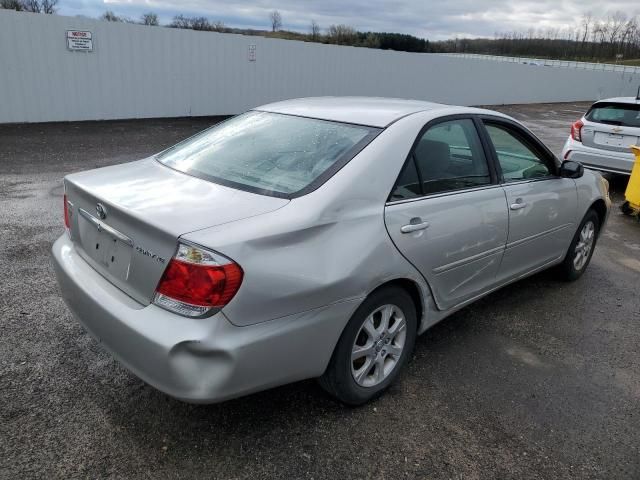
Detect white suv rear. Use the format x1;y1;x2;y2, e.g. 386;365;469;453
562;96;640;175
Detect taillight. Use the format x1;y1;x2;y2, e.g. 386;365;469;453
571;119;584;142
153;243;243;318
63;193;70;229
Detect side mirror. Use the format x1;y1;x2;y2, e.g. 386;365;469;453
560;160;584;179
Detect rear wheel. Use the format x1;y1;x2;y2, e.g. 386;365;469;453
318;286;417;405
558;210;600;281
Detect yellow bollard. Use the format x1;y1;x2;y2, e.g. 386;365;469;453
624;146;640;214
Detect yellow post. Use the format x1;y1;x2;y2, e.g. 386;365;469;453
626;146;640;211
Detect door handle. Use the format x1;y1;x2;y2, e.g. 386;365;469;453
510;200;528;211
401;219;430;233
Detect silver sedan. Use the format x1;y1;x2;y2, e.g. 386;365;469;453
52;97;611;405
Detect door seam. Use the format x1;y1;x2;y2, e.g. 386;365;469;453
382;207;444;311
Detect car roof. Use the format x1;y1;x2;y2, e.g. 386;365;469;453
254;96;460;128
592;97;640;106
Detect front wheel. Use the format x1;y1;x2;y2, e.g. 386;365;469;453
318;286;417;405
557;210;600;281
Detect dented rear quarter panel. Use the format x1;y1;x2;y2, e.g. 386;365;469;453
182;111;453;327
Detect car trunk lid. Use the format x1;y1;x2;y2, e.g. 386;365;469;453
64;158;288;305
580;102;640;153
581;121;640;153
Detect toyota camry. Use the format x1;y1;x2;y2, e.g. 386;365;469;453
52;97;611;405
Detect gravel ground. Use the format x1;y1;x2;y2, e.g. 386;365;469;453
1;103;639;479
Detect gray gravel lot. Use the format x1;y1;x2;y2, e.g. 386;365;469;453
1;103;639;479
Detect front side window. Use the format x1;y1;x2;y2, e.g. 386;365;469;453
586;102;640;128
484;123;553;182
390;118;491;200
157;111;379;197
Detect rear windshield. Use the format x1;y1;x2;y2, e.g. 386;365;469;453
585;102;640;128
156;111;379;197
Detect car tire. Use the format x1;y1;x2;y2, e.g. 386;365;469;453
557;209;600;282
318;286;417;405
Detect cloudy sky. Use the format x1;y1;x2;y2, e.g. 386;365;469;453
58;0;640;40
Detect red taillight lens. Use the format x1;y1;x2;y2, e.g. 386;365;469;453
154;243;243;317
63;193;70;229
156;259;242;307
571;119;583;142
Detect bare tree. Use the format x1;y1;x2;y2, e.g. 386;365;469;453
100;10;135;23
168;15;223;31
41;0;56;13
362;32;380;48
310;20;320;41
1;0;55;12
170;14;191;29
269;10;282;32
327;24;357;45
212;20;226;32
607;11;627;56
580;13;592;44
22;0;40;12
619;17;637;57
101;10;121;22
190;16;210;31
140;12;159;26
0;0;24;10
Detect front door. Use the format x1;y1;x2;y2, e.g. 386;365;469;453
384;117;508;310
481;119;578;282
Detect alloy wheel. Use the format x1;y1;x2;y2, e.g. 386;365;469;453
351;304;407;388
573;220;595;271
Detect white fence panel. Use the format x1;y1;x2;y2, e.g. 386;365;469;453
1;10;639;123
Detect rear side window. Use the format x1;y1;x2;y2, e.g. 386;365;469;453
157;111;379;197
389;158;421;201
585;103;640;128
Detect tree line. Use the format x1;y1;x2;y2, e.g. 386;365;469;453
1;4;638;62
439;13;640;62
115;9;640;61
0;0;57;13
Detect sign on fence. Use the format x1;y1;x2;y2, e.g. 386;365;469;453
66;30;93;51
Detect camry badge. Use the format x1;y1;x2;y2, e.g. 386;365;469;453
96;203;107;220
612;127;623;133
135;245;166;264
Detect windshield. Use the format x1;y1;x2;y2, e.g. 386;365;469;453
585;102;640;128
156;111;379;197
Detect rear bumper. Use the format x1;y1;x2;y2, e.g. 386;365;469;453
52;235;359;403
562;137;635;174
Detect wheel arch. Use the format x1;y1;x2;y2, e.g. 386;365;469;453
589;198;608;230
365;278;426;332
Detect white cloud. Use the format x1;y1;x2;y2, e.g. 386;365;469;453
58;0;640;40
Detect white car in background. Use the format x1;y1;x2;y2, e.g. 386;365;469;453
562;96;640;175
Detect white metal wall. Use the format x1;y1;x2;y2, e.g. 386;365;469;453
1;9;639;124
438;53;640;74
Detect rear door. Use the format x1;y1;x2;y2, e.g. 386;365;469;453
480;118;578;282
385;116;508;310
